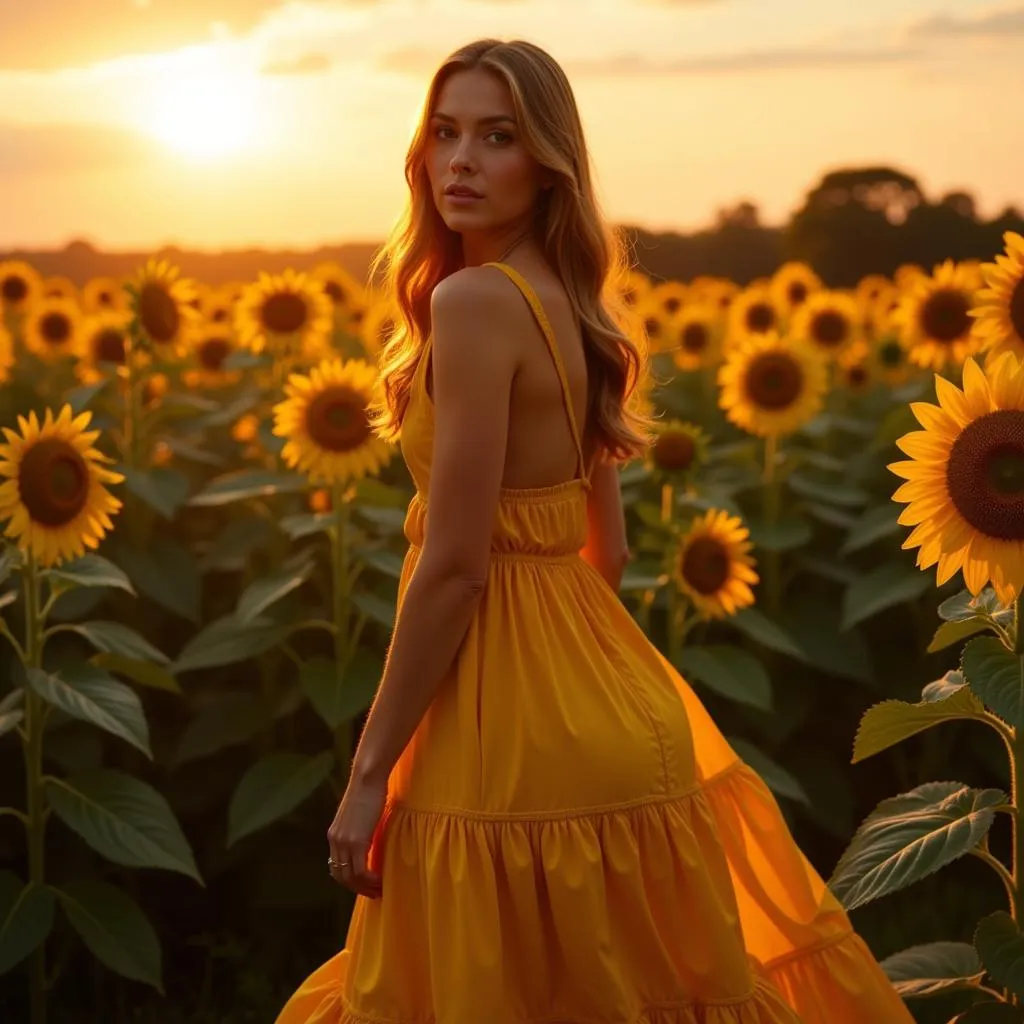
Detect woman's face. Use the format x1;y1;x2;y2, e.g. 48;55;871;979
424;68;549;235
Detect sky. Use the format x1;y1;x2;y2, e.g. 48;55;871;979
2;0;1022;251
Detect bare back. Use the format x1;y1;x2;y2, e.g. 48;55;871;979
426;262;596;492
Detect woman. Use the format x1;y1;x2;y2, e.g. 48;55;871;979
275;38;913;1024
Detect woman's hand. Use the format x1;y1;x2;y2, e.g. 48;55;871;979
327;774;389;899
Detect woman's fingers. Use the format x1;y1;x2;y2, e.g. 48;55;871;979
327;837;382;899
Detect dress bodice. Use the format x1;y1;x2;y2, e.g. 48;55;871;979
398;262;591;559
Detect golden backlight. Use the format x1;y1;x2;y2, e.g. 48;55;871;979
146;70;259;162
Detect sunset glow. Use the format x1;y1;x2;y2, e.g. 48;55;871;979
145;70;260;162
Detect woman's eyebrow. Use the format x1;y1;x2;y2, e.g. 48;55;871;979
430;112;518;126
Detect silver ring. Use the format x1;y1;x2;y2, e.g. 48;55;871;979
328;857;350;868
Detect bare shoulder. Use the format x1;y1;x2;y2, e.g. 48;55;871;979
430;264;523;316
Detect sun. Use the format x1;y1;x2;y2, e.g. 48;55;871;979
147;70;259;161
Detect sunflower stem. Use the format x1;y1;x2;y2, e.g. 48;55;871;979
331;481;355;788
762;434;781;615
22;553;48;1024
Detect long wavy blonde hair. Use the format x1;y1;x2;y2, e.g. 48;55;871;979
366;38;658;465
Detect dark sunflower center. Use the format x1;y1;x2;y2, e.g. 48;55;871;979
18;438;90;527
211;308;228;323
879;339;905;367
198;337;230;370
920;288;970;343
262;292;307;334
947;410;1024;540
350;308;365;327
744;351;803;410
644;316;661;338
681;536;730;595
306;386;372;452
654;432;696;471
811;310;849;347
848;365;868;387
746;302;775;333
139;283;180;344
324;281;346;304
97;290;113;306
41;313;71;344
2;275;27;302
682;323;708;353
94;328;126;364
664;296;682;315
1010;278;1024;340
788;282;808;306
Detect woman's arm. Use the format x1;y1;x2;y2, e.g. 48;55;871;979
350;267;520;785
580;453;630;593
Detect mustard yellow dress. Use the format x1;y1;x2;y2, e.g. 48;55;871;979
276;263;914;1024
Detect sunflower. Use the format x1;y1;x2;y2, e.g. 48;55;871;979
311;261;366;318
648;420;709;478
651;280;689;320
726;283;782;349
0;260;43;313
862;282;901;343
895;263;927;290
24;298;84;361
129;258;200;354
855;274;892;311
235;268;333;359
360;299;400;358
838;354;874;395
718;331;827;438
201;286;237;328
890;354;1024;602
611;267;652;309
894;260;982;371
673;509;759;620
671;304;722;371
632;295;674;354
691;277;740;315
0;405;123;567
770;261;822;318
0;322;13;384
273;358;395;485
790;290;861;362
183;326;241;388
969;231;1024;362
82;276;129;314
42;276;78;302
76;311;131;384
873;331;914;387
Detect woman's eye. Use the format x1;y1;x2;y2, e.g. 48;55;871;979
432;126;511;144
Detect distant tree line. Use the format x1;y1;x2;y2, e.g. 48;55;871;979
629;165;1024;287
4;166;1022;290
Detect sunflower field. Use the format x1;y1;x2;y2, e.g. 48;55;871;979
1;234;1024;1023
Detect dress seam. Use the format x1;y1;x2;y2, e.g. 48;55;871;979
760;925;855;972
383;784;705;823
339;985;766;1024
698;759;746;793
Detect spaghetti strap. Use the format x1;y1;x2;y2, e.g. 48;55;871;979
483;261;592;492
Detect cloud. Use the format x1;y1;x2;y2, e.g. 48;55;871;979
0;0;287;70
376;42;922;78
909;6;1024;38
261;51;335;74
0;121;157;177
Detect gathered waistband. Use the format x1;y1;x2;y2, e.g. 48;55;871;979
407;543;583;565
